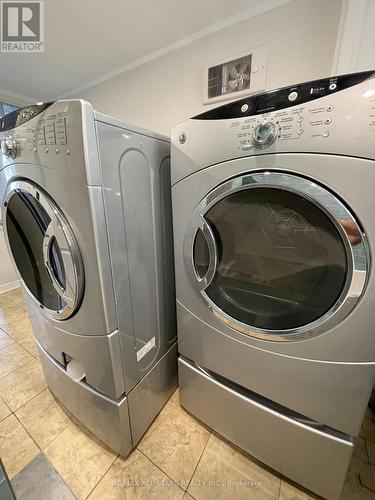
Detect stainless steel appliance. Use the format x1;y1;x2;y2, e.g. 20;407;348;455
171;70;375;499
0;100;177;455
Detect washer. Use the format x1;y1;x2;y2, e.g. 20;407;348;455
171;70;375;499
0;100;177;456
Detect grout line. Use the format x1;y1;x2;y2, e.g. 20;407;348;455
277;477;282;499
13;411;41;451
0;351;36;382
0;296;49;453
0;309;38;369
0;341;18;355
41;418;71;451
137;447;186;494
40;451;78;500
83;454;119;499
0;330;16;351
185;431;211;493
12;383;48;415
0;395;11;422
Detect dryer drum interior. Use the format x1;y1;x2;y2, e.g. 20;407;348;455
187;172;368;341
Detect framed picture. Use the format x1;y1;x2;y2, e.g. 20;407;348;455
203;45;268;104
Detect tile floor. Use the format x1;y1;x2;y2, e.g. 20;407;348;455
0;287;374;499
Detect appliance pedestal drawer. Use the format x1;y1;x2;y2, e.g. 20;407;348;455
38;342;132;457
179;356;353;500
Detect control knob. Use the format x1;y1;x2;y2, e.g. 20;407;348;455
252;122;277;149
0;136;17;159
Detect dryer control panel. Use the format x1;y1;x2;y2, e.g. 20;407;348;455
193;71;372;120
172;71;375;184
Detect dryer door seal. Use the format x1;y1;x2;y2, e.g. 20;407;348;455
3;180;84;320
184;171;369;341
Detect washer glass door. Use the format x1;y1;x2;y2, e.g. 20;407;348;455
3;180;84;319
187;172;368;341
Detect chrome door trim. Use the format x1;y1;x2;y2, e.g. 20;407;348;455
185;216;218;292
3;180;84;320
184;171;369;342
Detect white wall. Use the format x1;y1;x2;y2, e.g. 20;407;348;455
74;0;343;135
0;229;18;293
0;94;24;292
332;0;375;75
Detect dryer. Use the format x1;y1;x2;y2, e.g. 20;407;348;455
171;71;375;499
0;100;177;456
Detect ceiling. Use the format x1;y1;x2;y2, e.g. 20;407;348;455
0;0;286;101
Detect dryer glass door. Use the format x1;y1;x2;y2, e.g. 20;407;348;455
3;180;84;320
188;172;368;341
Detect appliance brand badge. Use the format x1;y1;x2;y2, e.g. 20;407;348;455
310;86;325;95
1;1;44;52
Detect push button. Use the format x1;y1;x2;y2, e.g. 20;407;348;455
288;91;298;102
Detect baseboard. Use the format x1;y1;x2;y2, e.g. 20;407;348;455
0;280;20;294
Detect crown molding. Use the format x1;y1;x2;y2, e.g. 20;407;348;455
57;0;290;99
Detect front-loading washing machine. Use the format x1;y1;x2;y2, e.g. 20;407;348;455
0;100;177;456
171;70;375;499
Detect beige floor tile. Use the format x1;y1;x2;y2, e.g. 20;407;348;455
361;418;375;443
366;407;375;422
89;450;185;500
0;359;46;411
187;434;280;500
18;336;39;358
0;292;17;308
168;388;180;409
45;421;117;499
0;396;11;422
0;343;33;379
341;456;375;499
138;399;210;486
6;287;26;306
354;436;369;463
0;328;15;350
366;441;375;465
2;314;34;343
16;389;71;449
279;480;312;499
0;414;39;478
0;301;27;318
0;304;22;325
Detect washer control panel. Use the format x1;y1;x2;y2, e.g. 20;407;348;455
0;136;17;158
0;102;72;160
0;100;93;183
0;100;90;159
